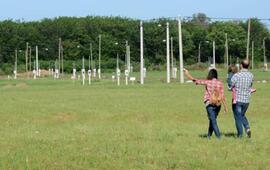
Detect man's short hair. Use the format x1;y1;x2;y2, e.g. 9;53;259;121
241;59;250;69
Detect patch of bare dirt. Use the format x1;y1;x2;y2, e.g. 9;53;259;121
16;83;28;88
54;112;76;122
3;84;13;89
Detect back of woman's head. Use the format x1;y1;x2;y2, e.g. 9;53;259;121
228;65;238;74
207;69;218;80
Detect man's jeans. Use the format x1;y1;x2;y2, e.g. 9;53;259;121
232;102;250;137
206;105;221;138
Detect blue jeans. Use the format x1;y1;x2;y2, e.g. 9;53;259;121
232;102;250;137
206;105;221;138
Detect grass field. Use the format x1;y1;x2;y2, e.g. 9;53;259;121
0;70;270;169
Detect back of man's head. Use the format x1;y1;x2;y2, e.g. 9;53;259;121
241;59;250;69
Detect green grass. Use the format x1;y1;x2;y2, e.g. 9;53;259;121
0;70;270;169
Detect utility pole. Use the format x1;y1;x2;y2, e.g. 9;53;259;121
127;43;131;73
198;42;201;63
178;17;184;84
126;40;131;72
225;33;229;68
82;56;85;70
29;46;32;72
246;19;251;60
263;37;268;70
117;53;120;86
140;21;144;84
61;45;64;75
14;49;17;79
90;43;93;71
166;22;170;83
25;42;29;77
36;46;39;75
98;35;101;79
88;46;91;71
58;38;61;73
125;41;128;70
82;56;85;85
88;44;90;71
213;41;216;68
171;37;174;77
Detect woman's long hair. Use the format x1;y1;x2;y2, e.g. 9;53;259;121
207;69;218;80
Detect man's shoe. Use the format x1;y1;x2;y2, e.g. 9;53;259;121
247;129;251;138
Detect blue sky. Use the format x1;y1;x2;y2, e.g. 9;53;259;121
0;0;269;21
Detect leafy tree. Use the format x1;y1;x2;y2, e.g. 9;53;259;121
0;14;269;74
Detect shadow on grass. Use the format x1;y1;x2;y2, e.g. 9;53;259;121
199;134;208;138
222;132;238;138
199;132;238;139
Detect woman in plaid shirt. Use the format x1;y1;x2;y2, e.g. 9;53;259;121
184;69;228;139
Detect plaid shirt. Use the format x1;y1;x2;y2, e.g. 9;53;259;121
231;69;254;103
194;78;225;103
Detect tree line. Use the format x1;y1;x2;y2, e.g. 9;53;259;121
0;13;269;74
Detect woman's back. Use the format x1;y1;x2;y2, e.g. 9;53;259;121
195;78;224;103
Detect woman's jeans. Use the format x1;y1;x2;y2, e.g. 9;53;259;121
232;102;250;137
206;104;221;138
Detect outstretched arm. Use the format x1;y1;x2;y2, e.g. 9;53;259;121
184;69;210;85
184;69;195;81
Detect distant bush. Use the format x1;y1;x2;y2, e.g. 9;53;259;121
0;68;5;75
2;63;13;74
